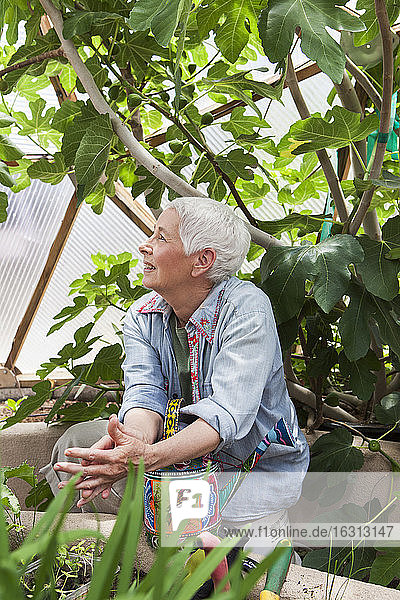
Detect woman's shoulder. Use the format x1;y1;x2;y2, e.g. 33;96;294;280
222;277;273;317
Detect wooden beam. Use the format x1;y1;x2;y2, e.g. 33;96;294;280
110;181;155;236
5;192;81;369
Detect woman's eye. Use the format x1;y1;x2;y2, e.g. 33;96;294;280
159;234;166;241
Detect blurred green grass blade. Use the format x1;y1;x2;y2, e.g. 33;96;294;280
117;461;144;595
86;463;135;600
156;543;194;598
0;562;25;600
23;475;81;544
0;493;10;560
33;481;77;597
135;543;176;595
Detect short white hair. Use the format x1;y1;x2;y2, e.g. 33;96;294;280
168;197;251;283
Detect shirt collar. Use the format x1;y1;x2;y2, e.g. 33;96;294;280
136;278;230;343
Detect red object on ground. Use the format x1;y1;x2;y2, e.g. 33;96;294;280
197;531;230;592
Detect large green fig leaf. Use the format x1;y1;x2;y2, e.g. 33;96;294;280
61;102;98;167
0;163;14;188
84;343;123;384
370;295;400;359
47;296;89;335
119;32;169;80
357;236;399;301
27;152;68;185
75;113;113;204
281;106;379;155
215;149;258;181
63;11;122;38
354;0;400;46
260;235;364;322
339;349;380;402
201;69;286;118
13;98;56;140
312;236;364;313
192;155;227;202
375;392;400;425
51;100;83;133
370;547;400;586
196;0;259;63
309;428;364;472
382;214;400;258
0;134;24;161
258;0;365;83
128;0;188;47
338;282;372;362
221;107;270;138
132;153;191;209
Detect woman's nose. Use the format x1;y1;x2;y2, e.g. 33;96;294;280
139;239;153;254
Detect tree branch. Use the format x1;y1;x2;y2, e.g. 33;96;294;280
0;48;65;78
335;72;382;240
286;380;358;422
349;0;394;236
286;56;349;223
345;58;383;112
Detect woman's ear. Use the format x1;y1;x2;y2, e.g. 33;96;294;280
191;248;216;278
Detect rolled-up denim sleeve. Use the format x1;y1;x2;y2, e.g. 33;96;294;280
181;308;279;450
119;309;168;423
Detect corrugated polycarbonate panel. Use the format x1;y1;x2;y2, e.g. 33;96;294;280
17;197;148;374
0;178;74;363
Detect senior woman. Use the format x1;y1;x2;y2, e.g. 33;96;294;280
43;197;309;543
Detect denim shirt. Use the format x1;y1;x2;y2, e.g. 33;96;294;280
120;276;309;520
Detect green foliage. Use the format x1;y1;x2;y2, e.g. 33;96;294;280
370;547;400;586
354;0;400;46
201;68;286;118
1;464;281;600
0;381;52;431
280;106;379;155
27;152;69;184
63;11;123;39
338;282;372;362
309;429;364;472
258;0;365;83
220;106;270;138
75;113;113;203
0;191;8;222
128;0;188;47
0;162;14;188
0;133;24;160
260;235;364;322
375;392;400;425
338;349;380;402
196;0;260;63
132;153;192;208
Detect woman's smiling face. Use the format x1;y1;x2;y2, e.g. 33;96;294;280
139;208;195;297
